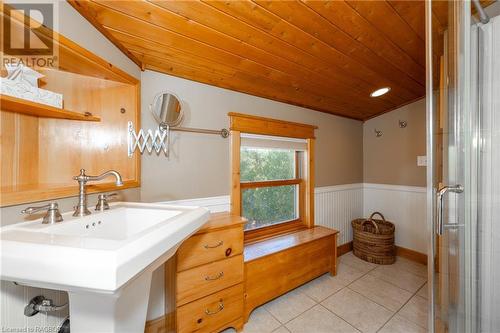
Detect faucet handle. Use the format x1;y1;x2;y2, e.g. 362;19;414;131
103;193;118;199
22;203;63;224
95;193;117;211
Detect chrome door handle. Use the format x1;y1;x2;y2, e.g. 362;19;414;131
436;185;464;236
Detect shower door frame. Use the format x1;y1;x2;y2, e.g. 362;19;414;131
426;1;481;332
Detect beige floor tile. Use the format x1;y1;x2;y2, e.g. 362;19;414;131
296;273;348;302
379;314;428;333
393;257;428;278
242;306;281;333
339;252;378;274
336;262;366;284
285;304;359;333
369;265;427;293
322;288;393;333
398;295;429;329
349;274;413;311
218;308;286;333
417;283;428;299
263;289;316;324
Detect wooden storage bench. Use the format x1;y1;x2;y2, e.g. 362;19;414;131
243;226;338;321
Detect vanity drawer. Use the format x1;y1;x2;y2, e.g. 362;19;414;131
177;255;243;306
177;283;243;333
177;227;243;271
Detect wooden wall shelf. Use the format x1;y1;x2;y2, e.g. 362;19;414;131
0;95;101;121
1;4;141;207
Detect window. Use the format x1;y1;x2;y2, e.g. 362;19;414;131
240;147;300;230
240;148;295;182
229;112;316;242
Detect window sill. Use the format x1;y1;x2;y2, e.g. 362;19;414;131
244;219;308;245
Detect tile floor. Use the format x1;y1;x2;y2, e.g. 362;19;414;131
222;251;429;333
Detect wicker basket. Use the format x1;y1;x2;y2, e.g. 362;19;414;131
352;212;395;265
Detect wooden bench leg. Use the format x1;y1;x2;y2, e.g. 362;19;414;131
234;318;244;332
330;233;338;276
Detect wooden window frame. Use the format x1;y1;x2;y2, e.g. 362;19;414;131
229;113;317;243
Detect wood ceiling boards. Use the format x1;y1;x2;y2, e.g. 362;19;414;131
71;0;433;120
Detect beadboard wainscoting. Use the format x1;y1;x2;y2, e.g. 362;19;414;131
314;184;364;245
161;184;365;246
363;183;427;254
161;183;426;252
0;281;69;331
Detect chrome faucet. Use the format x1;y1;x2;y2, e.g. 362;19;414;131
73;169;123;217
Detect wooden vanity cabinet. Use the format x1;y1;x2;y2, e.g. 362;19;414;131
174;212;246;333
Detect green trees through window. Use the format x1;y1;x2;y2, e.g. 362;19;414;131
240;148;298;230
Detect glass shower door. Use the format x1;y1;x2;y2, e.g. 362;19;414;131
427;1;480;332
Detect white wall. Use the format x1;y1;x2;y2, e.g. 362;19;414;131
363;184;427;254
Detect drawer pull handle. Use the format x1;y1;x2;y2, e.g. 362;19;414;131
205;300;224;315
205;271;224;281
204;241;223;249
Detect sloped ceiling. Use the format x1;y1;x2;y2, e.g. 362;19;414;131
71;1;433;120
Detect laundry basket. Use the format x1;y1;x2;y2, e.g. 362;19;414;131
351;212;395;265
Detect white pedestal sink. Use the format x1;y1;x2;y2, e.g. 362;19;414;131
0;202;209;333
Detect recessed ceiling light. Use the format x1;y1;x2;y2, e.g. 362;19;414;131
370;87;391;97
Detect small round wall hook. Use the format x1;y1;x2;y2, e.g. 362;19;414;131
399;120;407;128
375;129;383;137
221;128;230;138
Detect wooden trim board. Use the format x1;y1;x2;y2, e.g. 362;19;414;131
240;178;301;189
244;220;305;244
143;313;169;333
229;113;317;241
305;138;315;228
228;112;317;139
230;130;241;216
396;245;428;266
337;241;353;257
340;242;427;265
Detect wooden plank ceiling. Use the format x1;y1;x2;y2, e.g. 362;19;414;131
71;0;430;121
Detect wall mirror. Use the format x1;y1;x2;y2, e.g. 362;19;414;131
150;92;183;127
